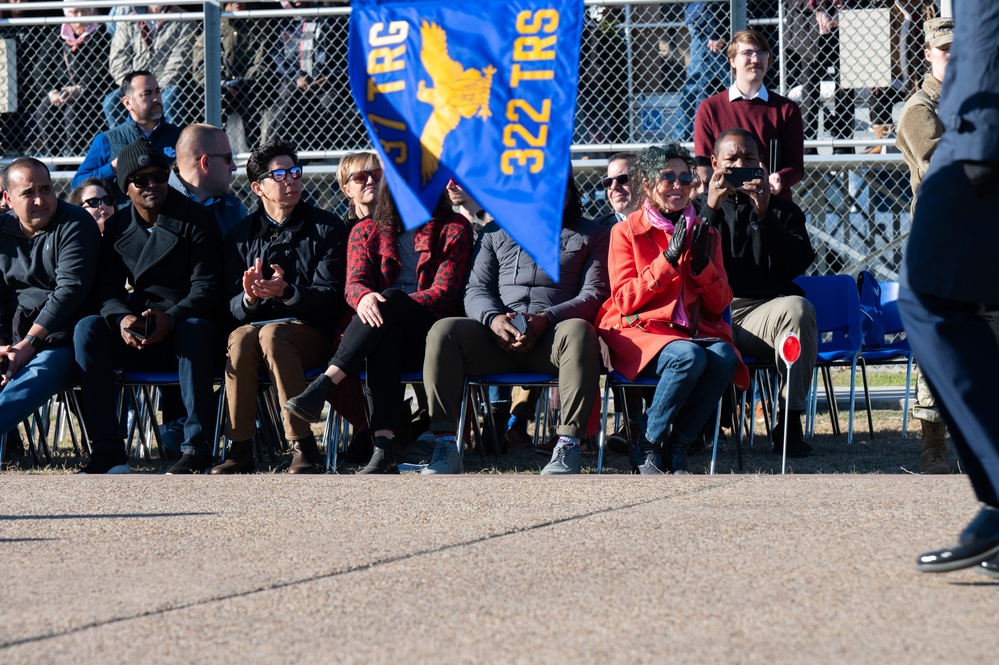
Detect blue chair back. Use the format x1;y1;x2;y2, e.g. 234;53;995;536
793;274;863;361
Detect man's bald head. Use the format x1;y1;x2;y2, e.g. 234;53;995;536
173;124;236;200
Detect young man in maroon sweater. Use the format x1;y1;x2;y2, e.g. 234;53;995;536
693;29;804;200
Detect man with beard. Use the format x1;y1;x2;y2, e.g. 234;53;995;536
72;71;183;199
74;139;223;475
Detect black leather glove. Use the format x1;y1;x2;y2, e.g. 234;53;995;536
663;219;688;268
690;222;712;275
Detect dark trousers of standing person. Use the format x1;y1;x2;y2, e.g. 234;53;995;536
329;288;438;434
899;289;999;505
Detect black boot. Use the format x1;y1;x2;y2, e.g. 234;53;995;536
211;439;255;474
485;403;510;455
358;436;399;474
284;374;332;423
288;435;323;474
772;410;811;458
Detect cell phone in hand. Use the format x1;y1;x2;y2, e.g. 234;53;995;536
125;315;151;340
512;312;528;336
723;167;765;189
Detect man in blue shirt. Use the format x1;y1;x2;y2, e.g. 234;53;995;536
72;70;183;199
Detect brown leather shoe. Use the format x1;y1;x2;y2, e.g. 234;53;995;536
289;435;323;474
919;421;950;474
211;440;255;475
505;426;533;451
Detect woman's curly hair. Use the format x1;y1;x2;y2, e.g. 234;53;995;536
632;142;695;208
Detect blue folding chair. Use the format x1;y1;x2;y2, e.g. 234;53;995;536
858;280;914;438
794;275;866;444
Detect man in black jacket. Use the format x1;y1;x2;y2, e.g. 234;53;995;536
1;158;100;440
74;139;224;475
211;140;348;475
696;127;817;458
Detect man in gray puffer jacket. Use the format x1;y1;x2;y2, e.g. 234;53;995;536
421;180;610;475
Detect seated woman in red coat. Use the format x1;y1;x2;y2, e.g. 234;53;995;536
284;180;473;474
597;142;748;474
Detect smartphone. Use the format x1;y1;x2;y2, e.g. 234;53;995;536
723;167;765;188
249;317;297;327
125;315;151;340
512;312;528;335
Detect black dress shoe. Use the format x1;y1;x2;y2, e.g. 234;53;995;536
976;556;999;580
916;505;999;572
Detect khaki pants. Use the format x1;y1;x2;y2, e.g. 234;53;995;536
732;295;818;412
424;317;600;440
226;322;331;441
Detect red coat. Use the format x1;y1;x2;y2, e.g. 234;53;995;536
597;209;749;389
344;213;473;318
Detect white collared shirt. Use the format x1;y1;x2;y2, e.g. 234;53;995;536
728;82;769;102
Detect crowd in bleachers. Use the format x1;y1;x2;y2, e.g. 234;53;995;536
0;3;954;476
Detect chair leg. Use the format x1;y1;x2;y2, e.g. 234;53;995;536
901;356;913;439
821;366;842;436
455;380;470;464
597;379;611;474
859;358;875;439
710;396;724;475
847;358;858;445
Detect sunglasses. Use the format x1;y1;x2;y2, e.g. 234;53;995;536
659;171;696;188
601;173;630;189
348;168;383;185
206;152;234;164
127;169;170;188
82;195;115;208
258;165;303;182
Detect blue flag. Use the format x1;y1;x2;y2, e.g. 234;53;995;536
348;0;584;280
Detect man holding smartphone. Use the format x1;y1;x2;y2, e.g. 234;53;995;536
697;128;817;458
74;139;224;474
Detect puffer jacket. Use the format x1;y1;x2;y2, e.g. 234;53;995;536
464;216;610;327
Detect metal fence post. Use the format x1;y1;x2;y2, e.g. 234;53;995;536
204;1;222;127
731;0;747;33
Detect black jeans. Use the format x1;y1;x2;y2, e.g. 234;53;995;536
331;289;438;433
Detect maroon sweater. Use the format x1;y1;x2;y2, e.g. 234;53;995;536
694;89;805;199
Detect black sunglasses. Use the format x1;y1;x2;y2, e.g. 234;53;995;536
348;168;383;185
601;173;630;189
127;168;171;188
82;195;115;208
205;152;234;164
258;165;303;182
659;171;696;187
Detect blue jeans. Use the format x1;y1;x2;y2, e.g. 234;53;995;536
101;86;178;129
641;340;737;445
0;347;76;436
73;315;222;456
674;27;729;142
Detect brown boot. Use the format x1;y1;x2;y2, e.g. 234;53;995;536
919;421;950;474
289;435;323;474
211;439;255;474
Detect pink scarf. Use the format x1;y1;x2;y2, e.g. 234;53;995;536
643;201;699;330
61;22;99;52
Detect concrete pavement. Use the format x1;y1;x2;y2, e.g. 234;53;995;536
0;476;995;664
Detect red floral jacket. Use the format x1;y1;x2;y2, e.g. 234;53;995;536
344;213;473;318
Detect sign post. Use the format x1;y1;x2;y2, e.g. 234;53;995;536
778;332;801;475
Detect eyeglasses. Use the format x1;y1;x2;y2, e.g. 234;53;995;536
738;49;769;61
258;165;303;182
659;171;696;188
127;169;170;188
205;152;234;164
348;168;383;185
82;195;115;208
601;173;630;189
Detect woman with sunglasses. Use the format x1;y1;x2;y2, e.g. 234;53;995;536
67;178;115;234
285;178;473;474
596;142;747;474
336;151;382;227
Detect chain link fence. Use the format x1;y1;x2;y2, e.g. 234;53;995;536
1;0;938;280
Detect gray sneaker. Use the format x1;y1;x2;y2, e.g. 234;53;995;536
421;439;461;475
541;443;581;475
634;441;667;475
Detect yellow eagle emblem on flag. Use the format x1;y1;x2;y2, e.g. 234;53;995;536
417;20;497;184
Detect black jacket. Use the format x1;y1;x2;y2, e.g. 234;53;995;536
95;188;222;327
695;192;814;300
223;200;348;337
0;201;101;347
